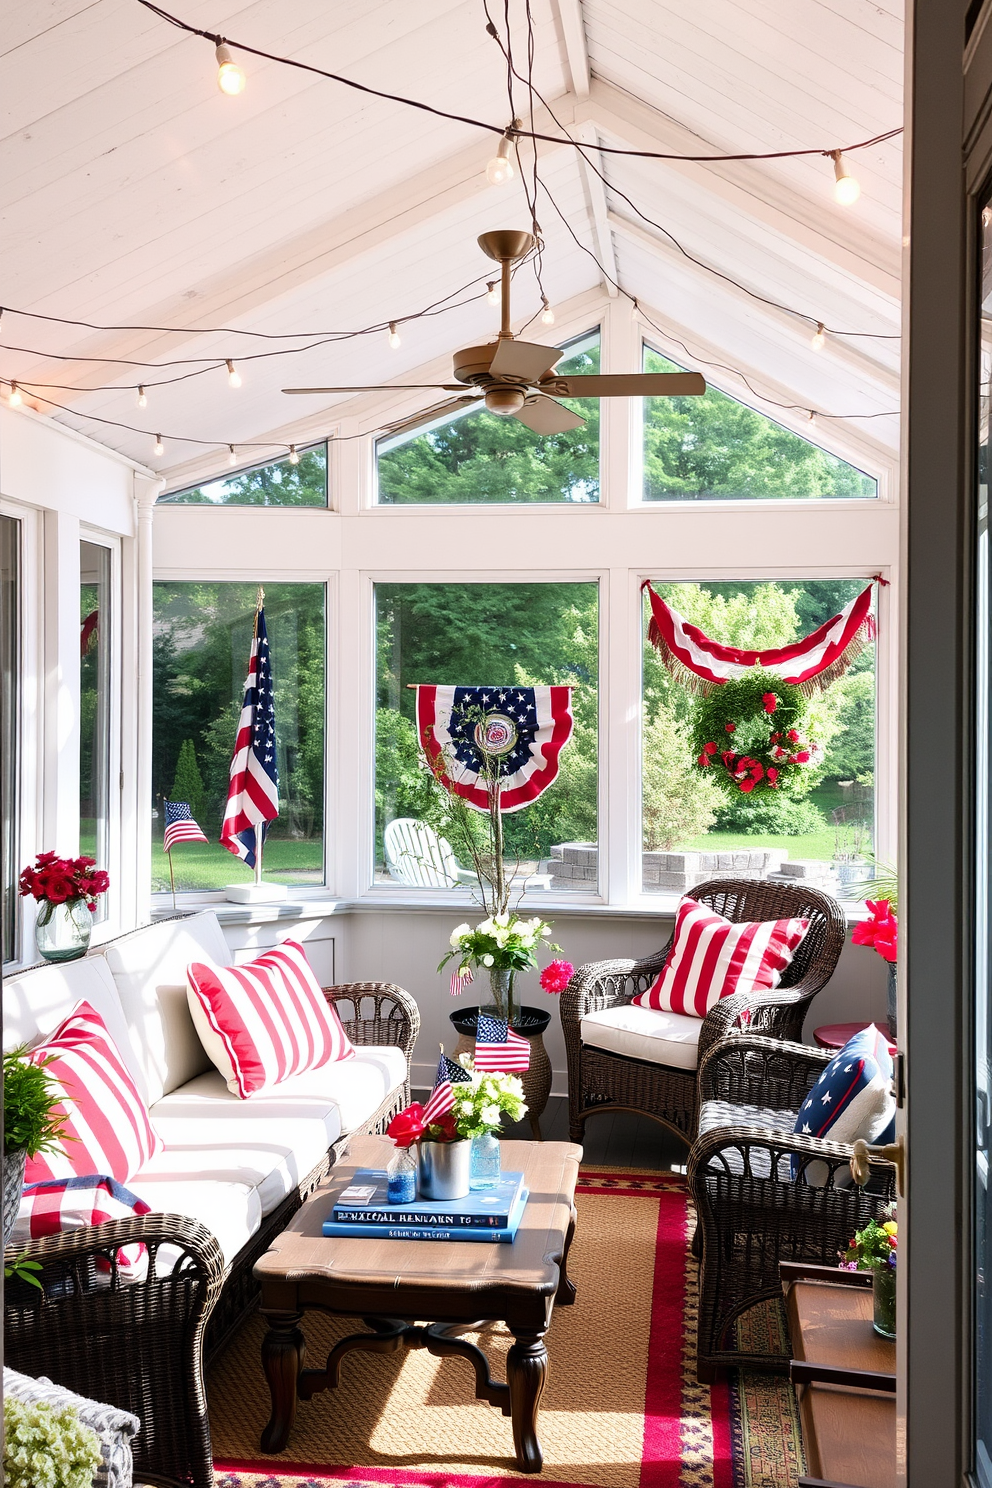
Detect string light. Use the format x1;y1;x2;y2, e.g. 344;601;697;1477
388;322;401;349
153;434;165;456
540;297;555;326
226;358;242;388
831;151;861;206
215;43;246;96
807;410;817;425
811;323;825;351
228;444;238;465
136;384;147;407
486;282;499;306
486;132;514;185
288;444;300;464
8;381;21;407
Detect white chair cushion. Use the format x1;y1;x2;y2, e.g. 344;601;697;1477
143;1044;406;1221
2;958;147;1100
580;1003;703;1071
126;1169;263;1268
697;1098;797;1180
102;912;232;1104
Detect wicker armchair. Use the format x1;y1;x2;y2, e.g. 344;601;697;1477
687;1033;897;1381
560;879;845;1147
3;981;419;1488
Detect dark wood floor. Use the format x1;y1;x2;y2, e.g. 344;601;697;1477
413;1091;689;1171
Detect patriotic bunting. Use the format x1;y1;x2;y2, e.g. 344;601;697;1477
422;1052;472;1126
643;581;876;697
474;1012;531;1072
220;604;279;868
416;685;573;814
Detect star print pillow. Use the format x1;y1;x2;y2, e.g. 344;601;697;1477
792;1024;896;1186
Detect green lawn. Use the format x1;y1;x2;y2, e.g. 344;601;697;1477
677;782;869;864
151;838;323;893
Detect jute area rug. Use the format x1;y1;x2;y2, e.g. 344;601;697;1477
207;1167;802;1488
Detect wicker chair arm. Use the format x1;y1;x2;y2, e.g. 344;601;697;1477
688;1122;897;1196
324;981;420;1068
696;986;812;1064
697;1034;833;1109
4;1210;225;1290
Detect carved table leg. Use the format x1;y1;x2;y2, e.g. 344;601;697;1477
261;1309;305;1453
554;1208;577;1307
506;1327;548;1472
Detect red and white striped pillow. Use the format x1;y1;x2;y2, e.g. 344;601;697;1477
186;939;356;1098
23;1001;163;1186
633;898;810;1019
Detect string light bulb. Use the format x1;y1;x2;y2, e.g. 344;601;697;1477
288;444;300;464
540;297;555;326
215;43;246;96
811;323;825;351
153;434;165;456
830;151;860;206
226;359;242;388
136;384;147;408
486;282;499;306
486;132;515;185
388;322;401;349
807;410;817;425
228;444;238;466
8;381;22;407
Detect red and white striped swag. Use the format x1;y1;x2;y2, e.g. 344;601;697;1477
23;1001;163;1186
633;898;810;1019
187;939;355;1098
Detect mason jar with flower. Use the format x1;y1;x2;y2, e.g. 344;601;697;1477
18;852;110;963
842;1211;898;1337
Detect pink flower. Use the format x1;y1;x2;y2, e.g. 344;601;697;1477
852;900;898;964
540;960;574;994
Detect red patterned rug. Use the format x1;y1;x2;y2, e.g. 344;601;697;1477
209;1168;791;1488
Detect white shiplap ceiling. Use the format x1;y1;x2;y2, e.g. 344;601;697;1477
0;0;903;481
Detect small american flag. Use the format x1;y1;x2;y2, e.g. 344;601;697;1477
422;1052;472;1126
163;800;208;853
220;605;279;869
474;1013;530;1072
450;965;474;998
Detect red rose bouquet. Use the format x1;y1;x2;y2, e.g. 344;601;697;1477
18;852;110;912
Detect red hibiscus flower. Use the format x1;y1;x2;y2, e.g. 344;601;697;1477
762;692;777;713
852;900;898;964
540;960;574;994
387;1103;427;1148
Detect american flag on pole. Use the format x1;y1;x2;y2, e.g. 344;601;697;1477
220;605;279;869
474;1013;531;1072
422;1052;472;1126
163;800;208;852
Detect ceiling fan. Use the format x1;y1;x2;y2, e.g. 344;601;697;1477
283;229;706;435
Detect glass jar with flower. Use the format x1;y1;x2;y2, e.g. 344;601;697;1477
842;1211;898;1337
448;1066;527;1189
386;1063;527;1200
19;852;110;963
440;914;560;1028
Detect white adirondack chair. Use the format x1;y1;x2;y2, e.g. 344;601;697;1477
383;818;477;888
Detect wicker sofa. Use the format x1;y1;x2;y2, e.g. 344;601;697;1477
2;911;419;1488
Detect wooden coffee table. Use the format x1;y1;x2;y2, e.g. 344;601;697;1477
254;1134;582;1473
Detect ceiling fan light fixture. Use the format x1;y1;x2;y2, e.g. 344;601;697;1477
484;385;527;416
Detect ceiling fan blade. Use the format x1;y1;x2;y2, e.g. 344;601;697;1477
489;339;563;383
283;384;465;394
544;372;706;397
514;397;586;434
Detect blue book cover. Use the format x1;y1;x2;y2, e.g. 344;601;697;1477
323;1187;529;1244
331;1168;525;1229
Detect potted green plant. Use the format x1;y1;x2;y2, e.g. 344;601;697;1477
3;1047;69;1246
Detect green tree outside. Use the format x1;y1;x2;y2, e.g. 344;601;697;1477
169;739;206;826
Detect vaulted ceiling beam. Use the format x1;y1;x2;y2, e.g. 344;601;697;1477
573;122;618;296
551;0;590;100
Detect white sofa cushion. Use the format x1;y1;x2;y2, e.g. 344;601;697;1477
126;1170;263;1268
102;912;232;1103
2;958;147;1098
580;1002;703;1071
142;1044;406;1220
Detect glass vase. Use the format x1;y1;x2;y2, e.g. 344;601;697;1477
488;966;518;1027
35;897;92;963
470;1132;501;1190
386;1145;418;1204
872;1264;897;1338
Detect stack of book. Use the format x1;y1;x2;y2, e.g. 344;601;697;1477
322;1168;529;1243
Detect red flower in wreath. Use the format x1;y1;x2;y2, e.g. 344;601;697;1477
787;729;800;743
762;692;777;713
703;742;717;755
725;722;736;733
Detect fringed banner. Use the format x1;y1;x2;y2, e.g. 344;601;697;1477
416;685;573;814
643;582;876;697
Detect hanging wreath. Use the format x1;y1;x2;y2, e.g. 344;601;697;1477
690;671;821;797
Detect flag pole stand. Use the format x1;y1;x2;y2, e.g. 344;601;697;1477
225;825;287;903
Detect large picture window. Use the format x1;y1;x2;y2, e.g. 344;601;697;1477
152;582;325;893
375;581;599;892
1;514;20;962
80;540;111;921
376;331;601;504
642;346;877;501
158;444;327;506
641;579;876;895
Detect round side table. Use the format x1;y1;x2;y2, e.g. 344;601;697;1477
449;1006;552;1140
814;1020;897;1056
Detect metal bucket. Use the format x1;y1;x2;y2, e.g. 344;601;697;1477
417;1139;472;1201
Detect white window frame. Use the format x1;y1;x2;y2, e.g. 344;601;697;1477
79;527;123;940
